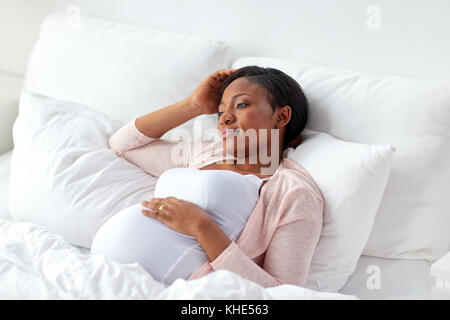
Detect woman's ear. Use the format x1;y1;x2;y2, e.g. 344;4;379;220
275;105;291;128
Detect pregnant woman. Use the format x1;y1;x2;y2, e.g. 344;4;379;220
91;66;324;288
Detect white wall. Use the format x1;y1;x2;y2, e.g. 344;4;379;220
1;0;449;81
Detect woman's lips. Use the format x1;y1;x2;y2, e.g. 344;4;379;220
222;128;240;139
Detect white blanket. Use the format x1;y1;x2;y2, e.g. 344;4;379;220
0;219;357;300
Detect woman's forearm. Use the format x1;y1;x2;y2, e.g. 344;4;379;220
195;217;232;262
135;97;203;139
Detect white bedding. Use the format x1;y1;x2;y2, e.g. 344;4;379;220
0;149;434;300
0;218;356;300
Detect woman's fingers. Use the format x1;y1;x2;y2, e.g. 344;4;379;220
141;203;167;221
141;196;178;206
206;68;238;92
220;68;237;73
141;207;159;219
141;199;153;209
141;198;162;210
210;69;235;88
213;68;237;79
141;197;176;220
211;72;226;81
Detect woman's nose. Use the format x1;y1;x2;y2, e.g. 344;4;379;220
220;112;235;125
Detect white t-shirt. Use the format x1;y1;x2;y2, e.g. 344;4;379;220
91;168;268;285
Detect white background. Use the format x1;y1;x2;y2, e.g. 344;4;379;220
0;0;449;81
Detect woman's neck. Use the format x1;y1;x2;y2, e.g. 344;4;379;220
232;149;283;176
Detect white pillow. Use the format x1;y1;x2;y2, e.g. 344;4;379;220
24;13;235;141
9;91;158;248
232;56;450;261
284;129;394;292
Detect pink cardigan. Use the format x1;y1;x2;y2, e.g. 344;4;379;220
109;120;324;288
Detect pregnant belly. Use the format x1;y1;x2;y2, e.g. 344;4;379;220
90;203;208;285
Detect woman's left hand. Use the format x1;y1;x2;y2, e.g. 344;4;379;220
140;196;212;237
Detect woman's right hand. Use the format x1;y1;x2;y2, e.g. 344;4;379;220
188;68;238;115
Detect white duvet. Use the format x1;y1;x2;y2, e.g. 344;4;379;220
0;219;356;300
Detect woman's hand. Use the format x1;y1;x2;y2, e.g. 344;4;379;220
188;68;238;115
140;196;212;237
141;196;233;262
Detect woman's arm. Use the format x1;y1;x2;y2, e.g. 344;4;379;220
135;68;237;139
141;196;233;262
200;217;321;287
109;96;201;157
207;217;322;288
108;118;194;177
107;97;201;177
108;69;237;177
200;190;324;288
134;97;202;139
195;217;233;262
141;181;323;288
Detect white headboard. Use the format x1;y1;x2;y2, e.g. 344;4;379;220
1;0;449;82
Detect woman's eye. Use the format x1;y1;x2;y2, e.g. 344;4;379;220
217;103;247;119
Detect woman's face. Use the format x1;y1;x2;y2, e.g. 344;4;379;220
217;77;288;161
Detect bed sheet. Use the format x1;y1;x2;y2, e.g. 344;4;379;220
339;255;434;299
0;216;434;299
77;243;437;300
0;219;356;300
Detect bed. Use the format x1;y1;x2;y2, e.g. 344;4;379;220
0;149;434;299
0;7;448;300
0;146;353;299
0;150;434;300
